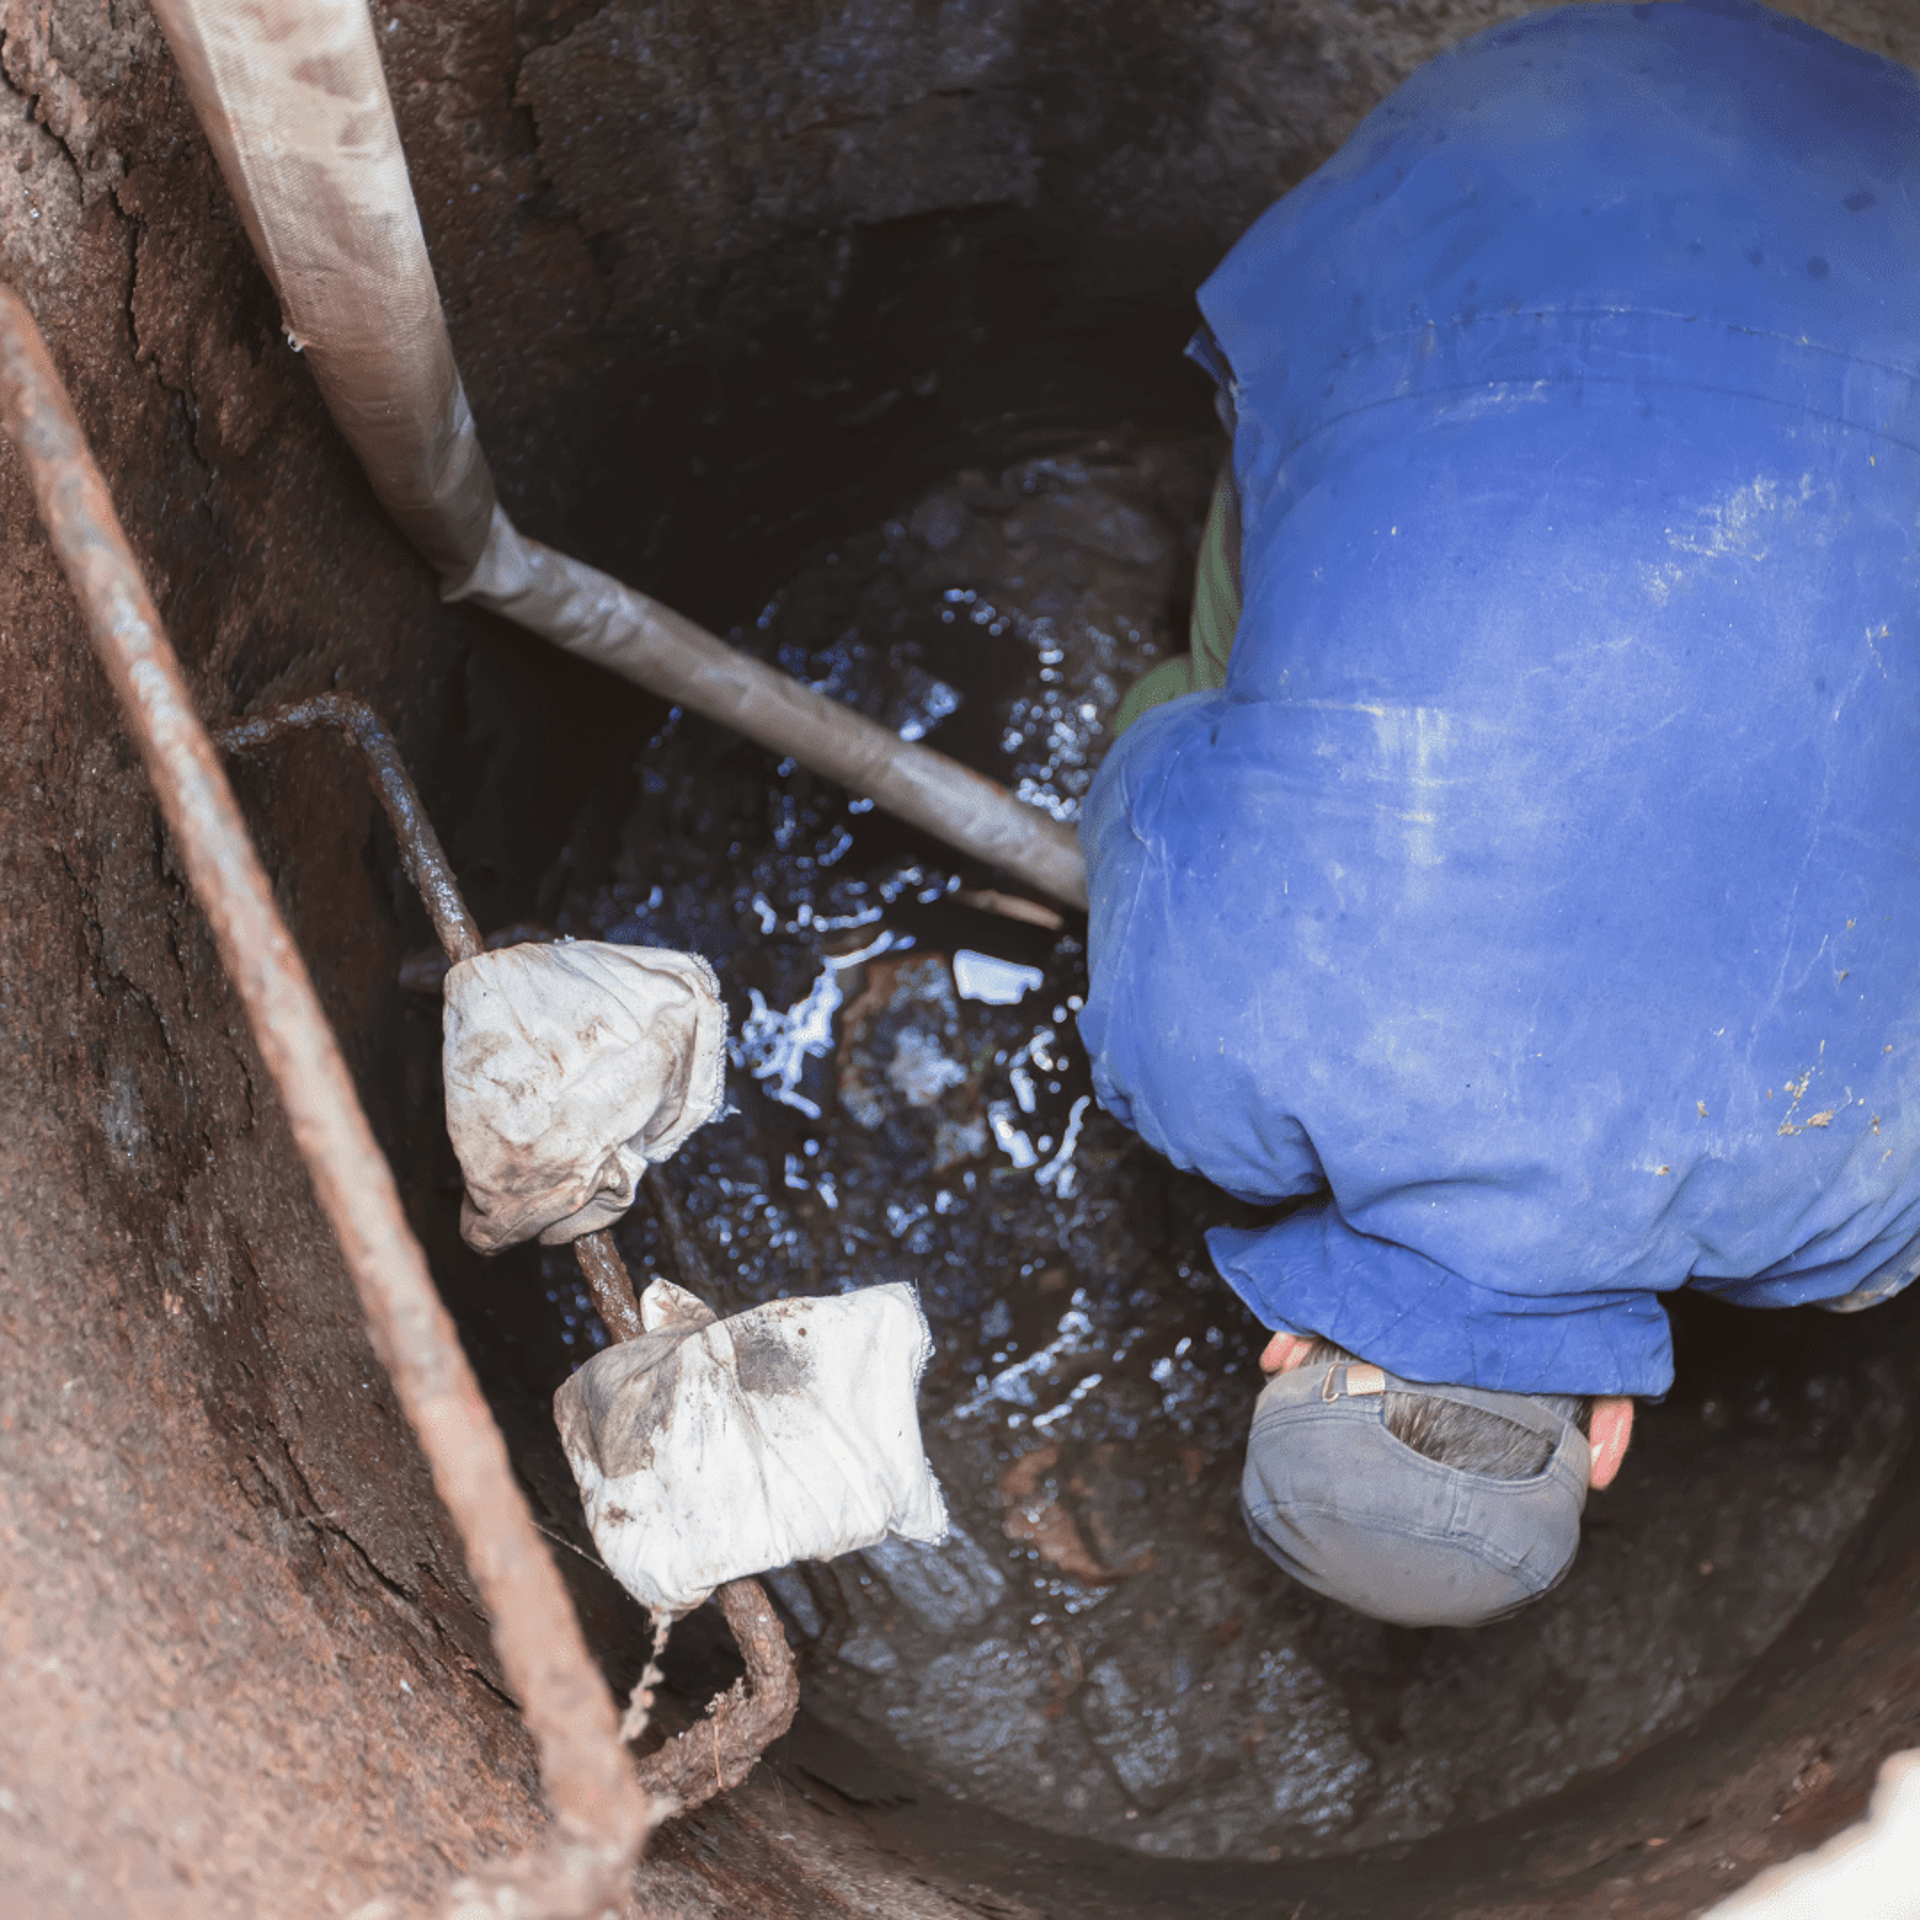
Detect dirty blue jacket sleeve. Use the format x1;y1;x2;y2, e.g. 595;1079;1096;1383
1078;0;1920;1397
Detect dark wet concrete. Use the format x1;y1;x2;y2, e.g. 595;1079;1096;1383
547;439;1915;1862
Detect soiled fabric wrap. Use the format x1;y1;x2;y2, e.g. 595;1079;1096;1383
443;942;726;1252
556;1279;949;1618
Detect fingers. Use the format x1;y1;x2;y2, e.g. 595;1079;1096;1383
1259;1331;1315;1375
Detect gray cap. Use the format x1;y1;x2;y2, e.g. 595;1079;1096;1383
1241;1358;1590;1629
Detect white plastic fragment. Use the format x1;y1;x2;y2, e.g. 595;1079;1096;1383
443;941;726;1252
555;1279;950;1618
951;948;1045;1006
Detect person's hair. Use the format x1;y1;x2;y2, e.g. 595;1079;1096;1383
1300;1338;1591;1479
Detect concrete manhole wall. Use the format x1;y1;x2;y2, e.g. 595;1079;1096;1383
2;3;1919;1916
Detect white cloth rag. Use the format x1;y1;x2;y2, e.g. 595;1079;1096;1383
443;941;727;1252
555;1278;950;1618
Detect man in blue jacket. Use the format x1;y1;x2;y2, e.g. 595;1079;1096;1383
1079;0;1920;1628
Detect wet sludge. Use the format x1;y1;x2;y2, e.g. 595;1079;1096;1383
540;434;1913;1861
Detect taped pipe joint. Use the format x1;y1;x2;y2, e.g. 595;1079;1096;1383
146;0;1087;912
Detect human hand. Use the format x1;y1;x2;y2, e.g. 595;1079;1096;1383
1259;1331;1316;1375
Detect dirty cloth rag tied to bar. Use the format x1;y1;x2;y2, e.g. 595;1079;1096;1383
443;941;727;1252
557;1279;950;1617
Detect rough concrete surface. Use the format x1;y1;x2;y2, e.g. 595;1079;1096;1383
2;1;1920;1916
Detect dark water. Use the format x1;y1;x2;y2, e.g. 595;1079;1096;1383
545;437;1911;1860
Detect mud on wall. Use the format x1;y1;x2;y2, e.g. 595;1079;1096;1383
3;2;1920;1915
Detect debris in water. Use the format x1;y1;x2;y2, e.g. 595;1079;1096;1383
554;434;1914;1860
954;948;1046;1006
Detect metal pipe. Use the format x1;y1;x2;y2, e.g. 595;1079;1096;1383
447;515;1092;909
144;0;1089;912
0;286;651;1912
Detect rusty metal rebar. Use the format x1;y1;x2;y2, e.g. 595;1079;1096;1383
219;699;797;1814
218;698;652;1336
571;1231;643;1343
633;1579;802;1807
0;286;651;1910
218;699;649;1354
217;695;483;963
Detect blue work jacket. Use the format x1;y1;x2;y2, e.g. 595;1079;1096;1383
1079;0;1920;1396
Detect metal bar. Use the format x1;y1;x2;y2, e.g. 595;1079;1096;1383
623;1174;800;1807
217;675;795;1819
572;1231;643;1343
218;699;647;1346
217;694;483;963
633;1579;801;1807
457;524;1093;909
0;285;651;1909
